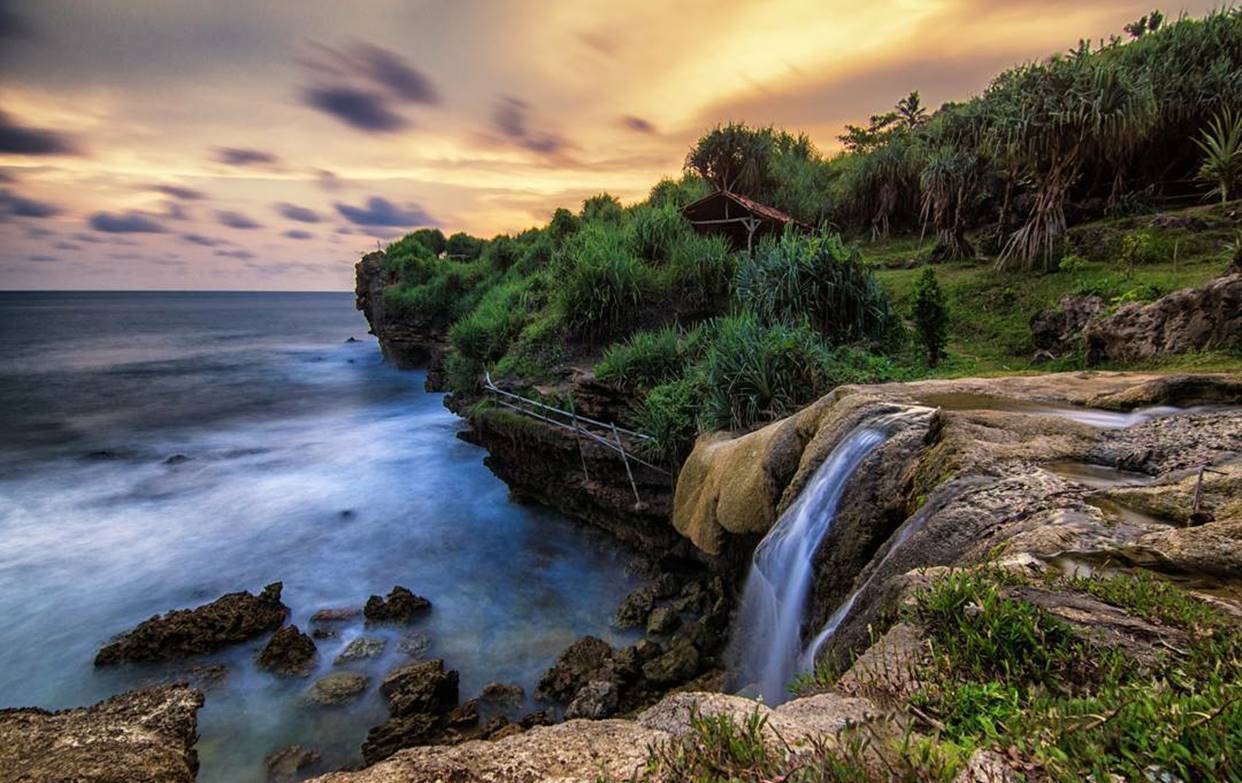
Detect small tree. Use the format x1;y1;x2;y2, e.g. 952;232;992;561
1194;109;1242;205
913;266;949;366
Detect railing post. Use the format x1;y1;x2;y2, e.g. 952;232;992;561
611;422;643;508
569;398;590;484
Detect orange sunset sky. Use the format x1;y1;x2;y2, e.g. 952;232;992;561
0;0;1220;290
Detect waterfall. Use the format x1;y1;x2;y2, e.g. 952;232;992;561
727;408;928;704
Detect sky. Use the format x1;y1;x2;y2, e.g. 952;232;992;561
0;0;1219;291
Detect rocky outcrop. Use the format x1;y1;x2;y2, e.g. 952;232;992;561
258;625;317;676
95;582;288;665
0;684;204;783
354;251;449;382
306;672;370;706
1029;293;1105;359
361;659;460;764
1084;272;1241;364
364;586;431;624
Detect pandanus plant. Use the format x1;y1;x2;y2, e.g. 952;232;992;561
1194;109;1242;205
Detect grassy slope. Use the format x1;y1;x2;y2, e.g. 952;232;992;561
865;202;1242;379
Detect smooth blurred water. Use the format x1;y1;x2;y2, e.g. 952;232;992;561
0;291;639;781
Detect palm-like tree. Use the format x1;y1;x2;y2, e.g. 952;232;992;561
1194;109;1242;205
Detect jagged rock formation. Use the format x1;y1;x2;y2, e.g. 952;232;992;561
363;586;431;624
258;625;317;676
354;252;449;380
0;685;204;783
95;582;287;665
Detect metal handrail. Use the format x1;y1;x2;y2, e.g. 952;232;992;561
483;370;653;441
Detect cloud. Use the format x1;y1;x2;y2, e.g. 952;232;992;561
0;110;79;156
213;147;280;167
0;188;60;218
621;115;657;134
180;233;223;247
150;184;205;200
163;201;189;220
0;1;32;39
52;241;81;250
491;97;569;156
335;196;432;227
284;229;313;240
89;211;167;233
27;255;57;263
303;85;409;133
299;43;437;133
215;210;262;229
275;201;321;223
314;169;342;191
215;249;255;260
72;232;105;244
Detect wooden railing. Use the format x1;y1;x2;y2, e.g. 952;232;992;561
481;370;671;506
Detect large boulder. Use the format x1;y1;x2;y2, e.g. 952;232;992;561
564;680;618;720
364;586;431;624
380;659;459;718
0;685;204;783
258;626;317;676
1084;272;1241;365
535;636;616;702
95;582;288;665
1030;294;1105;359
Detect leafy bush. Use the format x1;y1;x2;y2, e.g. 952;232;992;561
912;266;949;366
553;225;651;342
593;326;683;390
647;174;709;209
626;202;689;262
580;193;624;225
734;229;900;346
448;277;532;362
629;378;701;465
548;207;579;241
445;231;485;260
667;233;736;311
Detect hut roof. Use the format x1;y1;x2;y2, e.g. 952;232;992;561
680;190;810;250
680;190;805;227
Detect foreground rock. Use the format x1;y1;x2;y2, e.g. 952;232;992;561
0;684;204;783
265;744;322;782
96;582;288;665
258;625;317;676
361;659;460;764
364;586;430;624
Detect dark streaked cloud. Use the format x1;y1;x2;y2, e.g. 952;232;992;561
180;233;223;247
275;202;321;223
0;1;32;39
27;255;57;263
314;169;342;191
52;241;82;251
0;188;60;218
350;44;439;104
163;201;189;220
492;97;569;155
0;110;79;156
303;86;408;133
150;184;205;200
215;249;255;260
284;229;314;240
212;147;280;167
621;115;656;134
72;232;105;244
215;210;262;229
335;196;432;227
89;211;167;233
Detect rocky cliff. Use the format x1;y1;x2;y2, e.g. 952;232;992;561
354;252;450;381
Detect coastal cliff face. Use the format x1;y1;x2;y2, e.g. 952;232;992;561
355;252;682;560
355;252;449;383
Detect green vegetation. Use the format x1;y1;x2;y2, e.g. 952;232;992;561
372;8;1239;469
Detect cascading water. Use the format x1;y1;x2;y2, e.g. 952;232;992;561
727;408;929;704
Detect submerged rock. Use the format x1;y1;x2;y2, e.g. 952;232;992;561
310;607;360;623
478;681;524;710
95;582;288;665
334;636;387;665
259;626;317;676
265;744;322;782
396;631;432;658
364;586;431;624
306;672;369;706
0;684;203;783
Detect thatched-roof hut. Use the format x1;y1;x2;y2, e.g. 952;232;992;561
680;190;810;252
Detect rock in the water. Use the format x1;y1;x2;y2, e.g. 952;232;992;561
361;713;438;766
265;744;322;782
646;606;677;635
479;681;525;708
364;586;431;624
535;636;615;702
163;453;192;465
564;680;618;720
642;639;699;686
447;699;479;728
0;684;203;783
306;672;369;706
612;584;658;628
310;607;359;623
311;628;338;640
96;582;288;665
258;626;317;676
380;659;459;717
334;636;386;665
396;631;432;658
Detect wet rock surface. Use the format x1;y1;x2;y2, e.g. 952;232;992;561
334;636;387;664
364;586;430;624
265;744;322;782
95;582;288;665
306;672;370;706
361;659;461;765
258;625;318;676
0;684;204;783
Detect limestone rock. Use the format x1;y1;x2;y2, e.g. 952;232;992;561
396;631;431;658
641;639;699;686
361;713;439;766
646;606;677;635
310;607;360;623
1030;294;1105;358
564;680;618;720
259;626;317;676
335;636;387;665
306;672;369;706
380;659;459;718
0;684;203;783
479;681;524;709
364;587;430;624
96;582;288;665
265;744;322;782
535;636;615;702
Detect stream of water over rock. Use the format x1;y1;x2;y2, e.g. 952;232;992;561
0;291;640;782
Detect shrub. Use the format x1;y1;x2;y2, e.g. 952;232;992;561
445;231;485;260
735;229;899;346
580;193;624;225
912;266;949;366
629;378;701;465
553;225;650;342
626;202;689;262
667;233;736;311
647;174;709;209
448;277;532;362
548;207;579;241
593;326;683;390
482;234;522;270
